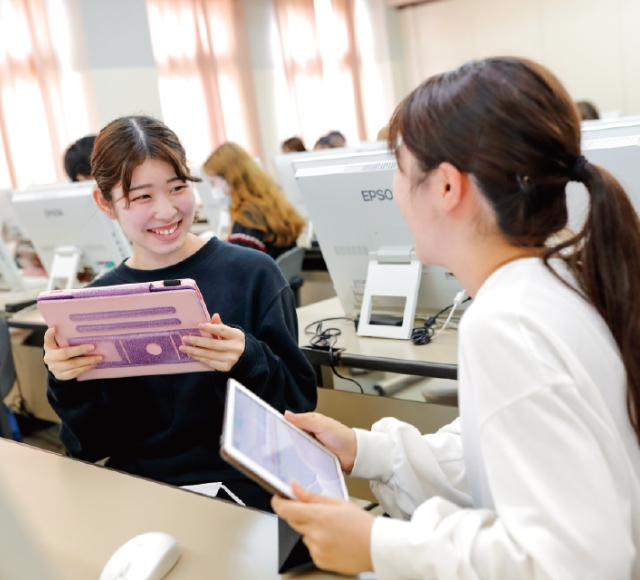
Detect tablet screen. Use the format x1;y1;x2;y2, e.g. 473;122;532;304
232;387;345;498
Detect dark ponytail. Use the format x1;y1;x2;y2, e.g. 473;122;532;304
389;57;640;443
554;162;640;439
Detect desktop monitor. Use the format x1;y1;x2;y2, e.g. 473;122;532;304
10;181;131;288
296;153;465;318
273;142;389;219
567;122;640;232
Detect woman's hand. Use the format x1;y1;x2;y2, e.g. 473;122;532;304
272;482;374;575
179;313;245;372
43;327;103;381
285;411;357;472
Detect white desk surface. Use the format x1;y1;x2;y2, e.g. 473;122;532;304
297;297;458;366
0;439;344;580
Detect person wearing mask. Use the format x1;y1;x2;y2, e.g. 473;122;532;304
203;142;305;260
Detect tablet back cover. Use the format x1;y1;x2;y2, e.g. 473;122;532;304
37;279;213;381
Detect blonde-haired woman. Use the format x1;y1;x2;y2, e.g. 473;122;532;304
203;142;305;259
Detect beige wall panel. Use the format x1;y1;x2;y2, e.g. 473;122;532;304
399;0;476;89
619;0;640;115
397;0;639;115
538;0;624;112
89;68;164;129
471;0;543;62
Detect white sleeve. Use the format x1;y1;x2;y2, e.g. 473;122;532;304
351;419;472;520
367;313;638;580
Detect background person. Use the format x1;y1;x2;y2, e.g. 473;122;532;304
63;135;96;181
575;100;600;120
203;142;305;259
281;136;306;153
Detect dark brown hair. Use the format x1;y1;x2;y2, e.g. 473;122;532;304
576;100;600;121
91;116;200;205
282;137;306;153
389;57;640;443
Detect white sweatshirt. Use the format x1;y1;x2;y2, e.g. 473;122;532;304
351;257;640;580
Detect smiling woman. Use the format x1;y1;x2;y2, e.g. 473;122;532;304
43;115;317;512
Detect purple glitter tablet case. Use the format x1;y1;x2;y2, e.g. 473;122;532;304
37;279;213;381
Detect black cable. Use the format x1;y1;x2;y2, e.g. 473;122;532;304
305;317;364;393
411;298;471;345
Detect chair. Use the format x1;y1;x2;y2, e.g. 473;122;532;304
0;313;17;438
276;247;306;307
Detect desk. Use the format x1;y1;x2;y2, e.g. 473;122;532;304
297;298;458;386
0;438;343;579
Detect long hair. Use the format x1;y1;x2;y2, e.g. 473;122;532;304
203;142;305;247
91;116;200;205
389;57;640;444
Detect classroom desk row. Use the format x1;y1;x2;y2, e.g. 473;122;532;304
295;298;459;405
0;438;341;579
1;293;459;578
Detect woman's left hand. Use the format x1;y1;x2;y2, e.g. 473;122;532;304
272;482;375;575
179;313;246;371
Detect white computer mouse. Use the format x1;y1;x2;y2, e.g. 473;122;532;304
99;532;181;580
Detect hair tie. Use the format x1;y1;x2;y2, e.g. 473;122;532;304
571;155;588;182
516;174;535;194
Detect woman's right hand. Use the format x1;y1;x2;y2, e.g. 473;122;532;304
43;327;103;381
285;411;357;473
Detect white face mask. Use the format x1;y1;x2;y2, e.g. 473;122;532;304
208;174;231;197
210;187;230;207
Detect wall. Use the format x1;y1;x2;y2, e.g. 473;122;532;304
396;0;640;116
54;0;163;133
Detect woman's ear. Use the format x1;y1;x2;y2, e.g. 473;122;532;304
439;162;465;213
93;188;116;219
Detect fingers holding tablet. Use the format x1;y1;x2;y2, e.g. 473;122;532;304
44;327;103;381
179;313;246;372
271;481;375;576
284;411;357;473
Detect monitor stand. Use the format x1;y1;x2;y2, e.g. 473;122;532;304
47;246;81;290
357;246;421;340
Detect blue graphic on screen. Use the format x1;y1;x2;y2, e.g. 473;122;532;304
232;389;344;497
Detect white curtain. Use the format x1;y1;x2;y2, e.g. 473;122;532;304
0;0;70;189
273;0;367;147
146;0;262;165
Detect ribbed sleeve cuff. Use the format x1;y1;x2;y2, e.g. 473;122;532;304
351;429;394;482
229;331;259;380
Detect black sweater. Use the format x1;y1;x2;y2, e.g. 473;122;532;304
47;238;317;485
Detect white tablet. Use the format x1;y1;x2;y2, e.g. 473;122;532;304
220;379;349;500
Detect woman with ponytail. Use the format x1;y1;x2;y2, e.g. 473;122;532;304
272;58;640;579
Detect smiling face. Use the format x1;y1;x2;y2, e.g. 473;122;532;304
96;158;200;270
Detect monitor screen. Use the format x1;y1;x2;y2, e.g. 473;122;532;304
231;386;345;498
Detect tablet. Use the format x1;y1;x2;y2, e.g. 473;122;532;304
220;379;349;500
37;278;213;381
